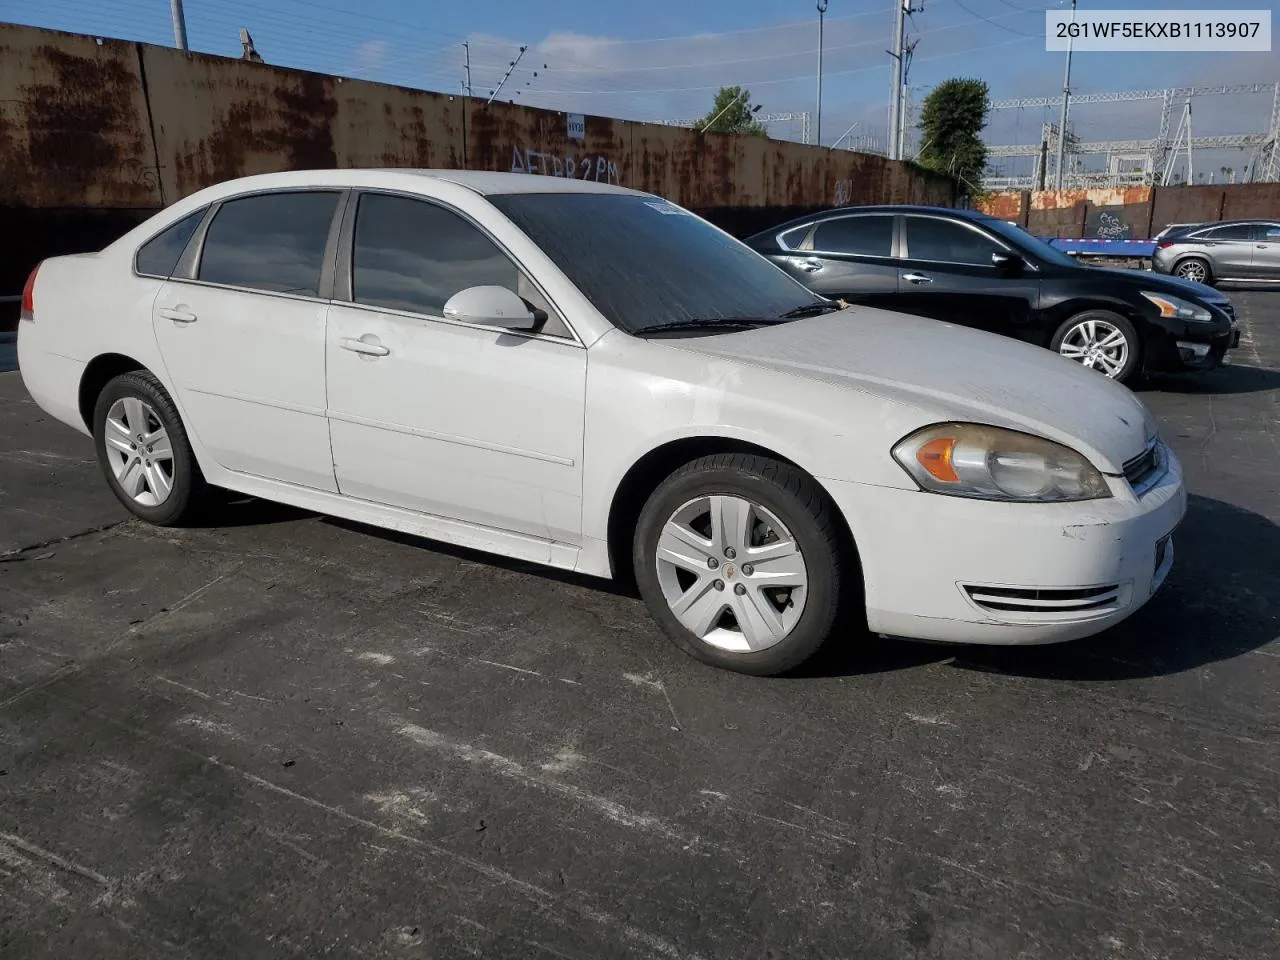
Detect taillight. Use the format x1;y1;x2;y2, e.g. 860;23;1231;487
19;263;40;322
1157;241;1174;249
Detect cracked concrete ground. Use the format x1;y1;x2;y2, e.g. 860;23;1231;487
1;297;1278;959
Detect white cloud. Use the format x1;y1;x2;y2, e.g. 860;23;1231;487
354;39;390;73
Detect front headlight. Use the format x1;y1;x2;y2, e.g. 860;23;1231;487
1142;291;1213;322
892;423;1111;502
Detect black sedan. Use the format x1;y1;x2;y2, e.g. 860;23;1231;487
746;205;1240;384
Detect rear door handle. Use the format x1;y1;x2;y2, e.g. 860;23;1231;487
158;307;197;324
903;272;933;284
797;258;825;273
341;336;390;357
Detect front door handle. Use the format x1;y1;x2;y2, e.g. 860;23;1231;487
797;257;825;273
341;336;390;357
158;306;197;324
903;272;933;284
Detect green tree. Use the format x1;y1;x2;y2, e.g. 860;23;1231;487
696;86;766;135
917;78;990;193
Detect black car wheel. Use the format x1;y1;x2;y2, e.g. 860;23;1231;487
1174;257;1213;285
1050;310;1140;384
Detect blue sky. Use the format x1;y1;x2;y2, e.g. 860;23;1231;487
4;0;1277;174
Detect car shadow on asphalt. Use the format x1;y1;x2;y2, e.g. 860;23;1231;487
1138;365;1280;396
807;493;1279;683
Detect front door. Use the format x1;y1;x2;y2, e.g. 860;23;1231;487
894;214;1039;342
152;189;343;491
1251;222;1280;278
325;191;586;547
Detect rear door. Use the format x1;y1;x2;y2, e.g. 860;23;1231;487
152;189;343;491
894;214;1039;341
771;213;899;306
1196;223;1259;278
1252;222;1280;278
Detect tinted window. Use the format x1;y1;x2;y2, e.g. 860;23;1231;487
906;216;1003;265
981;217;1079;268
199;192;339;296
135;209;204;278
812;216;894;257
1265;225;1280;239
778;225;813;250
488;194;819;335
1202;224;1258;241
352;194;519;317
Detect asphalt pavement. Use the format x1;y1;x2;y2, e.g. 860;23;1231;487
1;298;1278;959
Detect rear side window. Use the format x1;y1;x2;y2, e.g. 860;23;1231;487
1200;224;1257;241
198;191;339;296
812;216;894;257
905;216;1002;266
778;224;814;250
135;210;204;278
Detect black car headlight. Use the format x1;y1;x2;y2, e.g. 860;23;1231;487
1141;292;1213;322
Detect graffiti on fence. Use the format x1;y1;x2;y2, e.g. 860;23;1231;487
510;146;620;185
833;179;853;206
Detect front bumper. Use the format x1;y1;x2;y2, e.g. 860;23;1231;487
823;446;1187;645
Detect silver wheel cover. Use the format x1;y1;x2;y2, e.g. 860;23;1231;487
1058;318;1130;379
104;397;175;507
655;495;808;653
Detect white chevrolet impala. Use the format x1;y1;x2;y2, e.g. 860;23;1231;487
17;170;1186;675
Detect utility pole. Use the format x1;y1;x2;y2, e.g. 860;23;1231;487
887;1;922;161
1054;0;1077;189
170;0;189;52
463;41;472;97
816;0;828;148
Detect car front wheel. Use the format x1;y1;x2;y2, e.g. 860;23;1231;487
633;453;846;676
1051;310;1140;383
93;371;209;526
1174;257;1213;285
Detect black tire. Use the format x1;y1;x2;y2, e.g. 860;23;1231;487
92;371;210;526
1049;309;1142;384
1174;256;1214;286
633;453;847;676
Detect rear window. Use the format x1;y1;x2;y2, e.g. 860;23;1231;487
1198;224;1257;241
135;209;204;278
198;191;340;296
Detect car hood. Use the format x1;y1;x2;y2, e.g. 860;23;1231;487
674;307;1155;474
1092;265;1225;302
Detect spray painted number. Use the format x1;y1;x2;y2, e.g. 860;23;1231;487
510;146;620;185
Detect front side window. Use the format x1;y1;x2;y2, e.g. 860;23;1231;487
198;191;339;296
812;216;894;257
135;209;204;278
905;216;1003;266
349;194;570;336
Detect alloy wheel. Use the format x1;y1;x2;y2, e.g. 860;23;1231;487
654;495;808;653
1176;260;1208;284
104;397;175;506
1057;318;1130;378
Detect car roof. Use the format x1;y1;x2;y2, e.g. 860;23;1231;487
745;204;991;243
181;168;649;200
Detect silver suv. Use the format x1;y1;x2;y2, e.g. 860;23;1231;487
1153;220;1280;285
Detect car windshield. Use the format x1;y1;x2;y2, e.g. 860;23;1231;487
487;193;824;334
979;217;1083;269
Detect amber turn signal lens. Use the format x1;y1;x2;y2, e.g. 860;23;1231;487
916;437;959;483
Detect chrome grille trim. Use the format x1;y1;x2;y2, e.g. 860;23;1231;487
1123;438;1166;495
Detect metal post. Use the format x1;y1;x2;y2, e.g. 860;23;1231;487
1054;0;1077;189
463;41;472;97
1185;98;1193;184
170;0;189;52
888;0;907;160
816;1;828;148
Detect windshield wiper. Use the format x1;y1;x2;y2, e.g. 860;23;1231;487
630;317;787;335
780;301;845;319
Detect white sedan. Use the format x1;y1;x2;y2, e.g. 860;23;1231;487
16;170;1186;675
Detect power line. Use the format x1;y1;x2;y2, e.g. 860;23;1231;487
951;0;1036;37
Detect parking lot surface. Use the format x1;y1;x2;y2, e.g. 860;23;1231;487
2;297;1278;959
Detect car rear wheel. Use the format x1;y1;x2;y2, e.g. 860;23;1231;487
1051;310;1140;383
93;371;209;526
1174;257;1212;285
633;453;845;676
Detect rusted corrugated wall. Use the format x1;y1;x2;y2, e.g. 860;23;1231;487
0;22;953;214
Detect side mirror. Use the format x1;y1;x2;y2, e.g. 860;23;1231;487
991;251;1022;272
442;285;538;331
